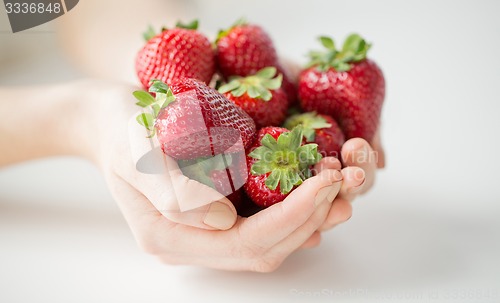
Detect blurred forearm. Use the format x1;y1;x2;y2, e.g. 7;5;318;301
0;82;96;166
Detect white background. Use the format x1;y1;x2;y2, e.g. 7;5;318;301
1;0;500;302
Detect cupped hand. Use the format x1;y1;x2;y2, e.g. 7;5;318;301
88;80;346;271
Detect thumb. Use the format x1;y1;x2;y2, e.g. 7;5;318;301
127;114;237;230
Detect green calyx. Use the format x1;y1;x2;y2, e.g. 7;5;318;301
249;126;322;194
132;79;176;138
142;20;199;41
178;154;233;188
215;17;247;44
283;112;332;142
218;67;283;101
307;33;371;72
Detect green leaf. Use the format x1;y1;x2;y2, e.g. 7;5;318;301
279;170;301;194
279;169;293;194
276;131;291;149
215;29;229;44
342;33;363;53
163;89;176;107
287;126;304;151
260;134;278;151
136;113;155;130
264;169;281;190
256;86;272;101
297;143;321;166
133;91;155;107
306;33;371;72
143;25;156;41
255;67;277;79
218;80;240;94
262;74;283;90
148;80;170;94
251;160;273;175
309;116;332;129
342;33;371;63
248;146;269;160
319;36;335;50
152;104;160;117
302;128;316;142
209;154;233;171
247;86;260;98
335;62;351;72
231;84;248;97
176;19;199;30
178;159;215;188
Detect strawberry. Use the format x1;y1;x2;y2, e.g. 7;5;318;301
284;112;345;159
298;34;385;142
218;67;288;128
133;78;256;160
209;170;243;209
215;20;297;104
178;152;245;209
135;20;216;90
244;126;322;208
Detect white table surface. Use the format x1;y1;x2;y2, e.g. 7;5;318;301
1;1;500;302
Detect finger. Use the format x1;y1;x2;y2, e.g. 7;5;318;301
318;198;353;231
338;166;366;201
298;231;322;249
103;172;175;243
269;199;332;256
239;169;343;249
371;129;386;168
341;138;377;194
163;200;237;231
313;156;342;175
126;116;237;230
130;149;237;230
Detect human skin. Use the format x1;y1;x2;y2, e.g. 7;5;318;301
0;80;382;271
0;0;385;271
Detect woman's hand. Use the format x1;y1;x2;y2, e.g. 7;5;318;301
87;78;384;271
80;79;347;271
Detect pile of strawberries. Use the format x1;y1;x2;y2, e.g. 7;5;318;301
133;19;385;214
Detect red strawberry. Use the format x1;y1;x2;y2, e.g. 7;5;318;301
215;20;297;104
177;152;246;209
244;126;322;208
218;67;288;128
135;21;215;89
284;112;345;159
209;170;243;209
133;78;256;160
298;34;385;142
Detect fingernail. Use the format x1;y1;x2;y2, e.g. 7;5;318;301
315;180;342;206
347;178;366;194
203;202;236;230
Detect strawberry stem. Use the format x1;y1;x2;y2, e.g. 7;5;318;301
307;33;371;72
283;112;332;142
132;79;176;137
218;67;283;101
